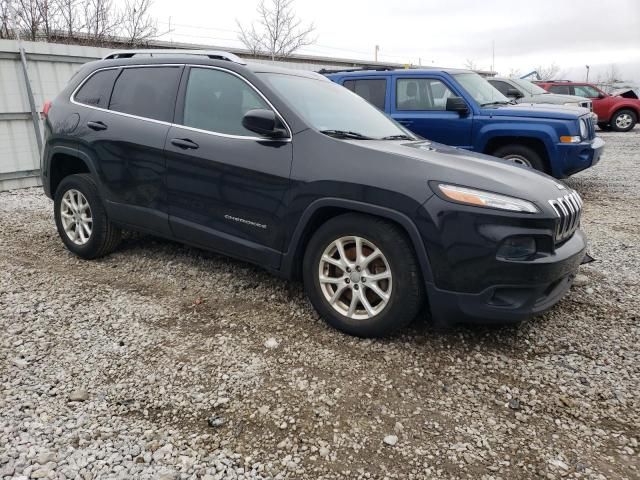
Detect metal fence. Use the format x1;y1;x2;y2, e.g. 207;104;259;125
0;40;110;191
0;39;369;192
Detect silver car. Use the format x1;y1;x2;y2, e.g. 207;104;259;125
488;77;597;121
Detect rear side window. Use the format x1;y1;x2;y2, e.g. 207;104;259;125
396;78;454;111
109;67;182;122
343;79;387;110
549;84;571;95
181;67;270;136
74;69;119;108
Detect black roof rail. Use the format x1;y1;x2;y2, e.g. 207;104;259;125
317;66;398;75
102;49;246;65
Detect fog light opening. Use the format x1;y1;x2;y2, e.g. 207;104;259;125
497;236;537;261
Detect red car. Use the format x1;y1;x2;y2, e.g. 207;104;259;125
536;80;640;132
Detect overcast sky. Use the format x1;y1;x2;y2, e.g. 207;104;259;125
148;0;640;83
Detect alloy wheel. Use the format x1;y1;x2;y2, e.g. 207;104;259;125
615;113;633;130
60;189;93;245
318;236;392;320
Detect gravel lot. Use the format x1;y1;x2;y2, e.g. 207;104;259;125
1;129;639;480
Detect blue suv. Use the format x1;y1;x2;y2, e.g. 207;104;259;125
325;68;604;178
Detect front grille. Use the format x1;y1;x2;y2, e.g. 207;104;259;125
548;190;582;243
584;115;596;139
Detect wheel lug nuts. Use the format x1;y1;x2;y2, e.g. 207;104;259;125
354;284;359;290
356;266;361;272
362;277;366;282
346;267;351;273
345;278;350;283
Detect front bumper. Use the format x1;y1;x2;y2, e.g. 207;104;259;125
425;229;587;325
557;136;605;177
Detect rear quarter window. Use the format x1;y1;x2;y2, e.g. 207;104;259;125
343;79;387;110
74;69;119;108
108;66;182;122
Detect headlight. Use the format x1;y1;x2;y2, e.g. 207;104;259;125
579;118;588;138
437;184;539;213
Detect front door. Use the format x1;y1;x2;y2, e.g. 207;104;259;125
165;66;293;268
391;77;473;148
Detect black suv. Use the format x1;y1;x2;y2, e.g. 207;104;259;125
41;50;587;337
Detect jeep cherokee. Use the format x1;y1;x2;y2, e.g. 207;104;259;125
41;50;588;337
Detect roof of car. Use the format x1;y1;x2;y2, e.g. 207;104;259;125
92;54;327;80
324;67;473;77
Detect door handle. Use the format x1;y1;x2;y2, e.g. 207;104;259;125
170;138;199;150
87;121;107;131
397;120;413;126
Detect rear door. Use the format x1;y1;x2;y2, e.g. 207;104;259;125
342;77;389;112
390;76;473;147
77;65;183;235
165;66;293;268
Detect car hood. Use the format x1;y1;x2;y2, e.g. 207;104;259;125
480;102;588;119
520;93;590;105
347;138;570;206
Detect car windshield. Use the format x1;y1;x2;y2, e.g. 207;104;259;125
258;73;414;140
454;72;510;106
511;78;548;95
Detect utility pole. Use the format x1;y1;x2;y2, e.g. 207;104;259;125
374;45;379;62
491;40;495;73
585;65;590;82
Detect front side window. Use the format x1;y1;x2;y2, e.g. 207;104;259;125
74;69;119;108
488;80;515;96
511;78;548;95
181;68;270;136
259;73;412;140
343;79;387;110
573;85;601;98
109;67;182;122
396;78;455;111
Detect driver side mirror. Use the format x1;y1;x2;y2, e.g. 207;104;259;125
242;109;288;138
506;88;524;99
597;92;606;99
446;96;469;115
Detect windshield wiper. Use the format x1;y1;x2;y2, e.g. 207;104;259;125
381;134;414;140
480;101;511;107
320;129;373;140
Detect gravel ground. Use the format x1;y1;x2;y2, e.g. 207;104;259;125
1;129;639;480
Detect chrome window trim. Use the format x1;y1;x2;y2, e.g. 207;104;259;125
70;63;292;142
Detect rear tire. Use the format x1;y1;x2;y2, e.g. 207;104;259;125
54;174;121;259
303;213;424;337
492;144;546;172
610;109;637;132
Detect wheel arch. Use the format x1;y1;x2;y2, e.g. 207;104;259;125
45;147;97;198
483;136;551;173
279;198;434;285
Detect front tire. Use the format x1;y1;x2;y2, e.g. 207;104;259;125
610;109;637;132
54;174;121;259
303;213;424;337
492;144;546;172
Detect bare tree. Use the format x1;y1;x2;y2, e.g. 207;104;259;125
602;64;622;85
533;63;561;80
84;0;118;44
15;0;42;40
507;67;522;78
36;0;60;40
237;0;315;59
463;58;477;70
0;0;13;39
119;0;156;45
55;0;82;37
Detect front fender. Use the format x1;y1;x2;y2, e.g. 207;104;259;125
279;197;434;284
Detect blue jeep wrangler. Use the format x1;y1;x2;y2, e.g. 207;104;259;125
325;68;604;178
